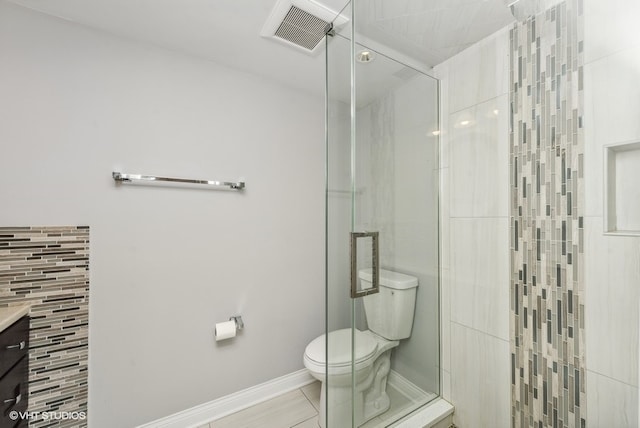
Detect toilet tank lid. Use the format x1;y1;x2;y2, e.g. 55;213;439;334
359;268;418;290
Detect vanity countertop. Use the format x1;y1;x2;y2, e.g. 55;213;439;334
0;304;31;333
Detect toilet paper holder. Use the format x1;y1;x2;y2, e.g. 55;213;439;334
229;315;244;330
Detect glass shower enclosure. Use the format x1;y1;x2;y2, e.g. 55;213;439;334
324;0;441;426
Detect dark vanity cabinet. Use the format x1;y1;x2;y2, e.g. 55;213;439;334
0;317;29;428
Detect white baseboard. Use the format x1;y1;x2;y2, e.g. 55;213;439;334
137;368;451;428
136;369;315;428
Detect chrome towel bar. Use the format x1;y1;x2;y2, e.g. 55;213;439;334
112;172;245;190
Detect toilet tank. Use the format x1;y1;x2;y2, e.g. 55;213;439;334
359;268;419;340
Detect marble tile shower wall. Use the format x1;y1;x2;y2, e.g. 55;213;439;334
509;1;586;427
434;27;511;427
0;226;89;428
583;0;640;425
355;75;440;393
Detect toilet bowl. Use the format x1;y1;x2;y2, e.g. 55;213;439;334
303;269;419;428
304;328;399;427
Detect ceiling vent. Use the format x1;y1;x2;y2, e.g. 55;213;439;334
261;0;349;55
274;6;329;51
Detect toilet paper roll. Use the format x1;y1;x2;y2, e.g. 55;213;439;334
215;320;237;341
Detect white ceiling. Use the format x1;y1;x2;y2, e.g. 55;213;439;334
8;0;515;96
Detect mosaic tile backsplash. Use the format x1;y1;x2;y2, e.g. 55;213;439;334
0;226;89;428
509;1;585;427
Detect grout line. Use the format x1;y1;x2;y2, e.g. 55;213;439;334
586;368;640;389
448;92;510;116
450;320;510;343
290;414;319;428
583;44;640;67
299;385;319;413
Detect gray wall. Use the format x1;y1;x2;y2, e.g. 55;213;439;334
0;3;325;426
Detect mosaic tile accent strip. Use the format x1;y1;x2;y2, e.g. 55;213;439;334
0;226;89;428
509;1;585;427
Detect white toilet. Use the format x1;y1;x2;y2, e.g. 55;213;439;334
303;268;419;428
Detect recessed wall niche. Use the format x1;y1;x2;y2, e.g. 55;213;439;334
605;141;640;235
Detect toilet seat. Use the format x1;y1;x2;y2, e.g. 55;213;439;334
304;329;378;375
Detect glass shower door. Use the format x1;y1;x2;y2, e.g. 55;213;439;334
325;1;441;425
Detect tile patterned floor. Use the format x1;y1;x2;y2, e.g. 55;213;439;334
197;381;434;428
